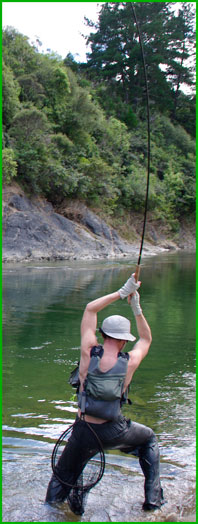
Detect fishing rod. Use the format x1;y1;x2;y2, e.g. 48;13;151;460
130;3;151;283
50;6;151;511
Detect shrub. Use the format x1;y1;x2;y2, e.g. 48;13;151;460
2;148;17;184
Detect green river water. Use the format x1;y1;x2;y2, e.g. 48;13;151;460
3;252;196;522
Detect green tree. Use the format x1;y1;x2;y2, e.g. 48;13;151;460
83;2;195;127
2;21;195;227
17;73;45;107
165;2;196;118
8;107;51;191
84;3;172;106
58;67;106;140
3;27;39;76
2;148;17;184
2;60;20;128
172;93;195;137
36;57;70;125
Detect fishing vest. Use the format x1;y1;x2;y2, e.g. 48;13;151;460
77;345;129;421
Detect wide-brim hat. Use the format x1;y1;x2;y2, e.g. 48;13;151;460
101;315;136;342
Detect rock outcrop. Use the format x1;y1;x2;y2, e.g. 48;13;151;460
3;185;168;263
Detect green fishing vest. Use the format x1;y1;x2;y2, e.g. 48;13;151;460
78;345;129;421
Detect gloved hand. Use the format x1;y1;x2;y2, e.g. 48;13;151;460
128;291;142;316
119;273;140;299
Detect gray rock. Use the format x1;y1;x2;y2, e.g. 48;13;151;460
8;194;34;212
83;209;112;240
2;190;169;263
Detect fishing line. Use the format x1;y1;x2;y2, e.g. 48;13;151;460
50;4;151;512
130;3;151;281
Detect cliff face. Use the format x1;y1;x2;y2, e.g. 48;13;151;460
2;184;195;263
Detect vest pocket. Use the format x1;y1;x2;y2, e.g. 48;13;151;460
85;373;124;401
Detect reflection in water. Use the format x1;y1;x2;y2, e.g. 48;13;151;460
3;253;196;521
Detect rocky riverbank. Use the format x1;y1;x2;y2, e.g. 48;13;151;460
2;184;195;263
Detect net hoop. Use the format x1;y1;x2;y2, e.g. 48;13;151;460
51;419;105;492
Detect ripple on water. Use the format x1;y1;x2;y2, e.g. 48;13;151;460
2;437;196;522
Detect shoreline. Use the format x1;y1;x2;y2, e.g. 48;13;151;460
3;184;195;265
2;243;175;264
2;247;195;268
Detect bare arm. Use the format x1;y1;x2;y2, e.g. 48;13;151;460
79;291;120;384
124;301;152;389
79;272;142;388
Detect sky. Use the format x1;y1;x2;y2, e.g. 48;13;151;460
3;2;196;62
2;2;103;61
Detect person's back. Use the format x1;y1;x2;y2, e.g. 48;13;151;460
78;338;130;423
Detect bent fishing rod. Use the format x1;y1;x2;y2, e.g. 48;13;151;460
51;4;151;490
130;3;151;283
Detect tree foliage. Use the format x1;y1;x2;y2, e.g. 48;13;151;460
2;148;17;184
83;2;195;134
2;16;195;229
2;60;20;127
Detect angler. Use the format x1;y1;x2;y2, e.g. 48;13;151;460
45;273;164;514
45;6;163;515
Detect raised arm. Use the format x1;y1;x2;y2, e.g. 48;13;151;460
124;292;152;388
79;273;142;386
80;271;141;353
81;291;120;352
79;292;120;386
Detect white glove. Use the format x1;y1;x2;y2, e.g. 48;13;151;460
129;291;142;316
119;274;140;299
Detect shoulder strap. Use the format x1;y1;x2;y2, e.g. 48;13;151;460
118;351;130;361
90;345;104;358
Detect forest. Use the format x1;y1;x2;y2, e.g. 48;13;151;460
2;2;196;234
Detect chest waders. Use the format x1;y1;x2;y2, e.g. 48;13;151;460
78;345;130;421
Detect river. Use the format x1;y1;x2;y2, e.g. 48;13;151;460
2;252;196;522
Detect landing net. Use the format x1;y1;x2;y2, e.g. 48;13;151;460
51;420;105;515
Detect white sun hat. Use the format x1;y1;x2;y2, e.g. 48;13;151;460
101;315;136;341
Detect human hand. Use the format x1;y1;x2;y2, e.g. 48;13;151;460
128;291;142;316
119;273;141;300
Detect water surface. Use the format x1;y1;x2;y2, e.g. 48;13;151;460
3;252;196;522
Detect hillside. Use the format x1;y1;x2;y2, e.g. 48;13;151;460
2;3;196;261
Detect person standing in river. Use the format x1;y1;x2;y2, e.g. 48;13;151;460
45;273;164;514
